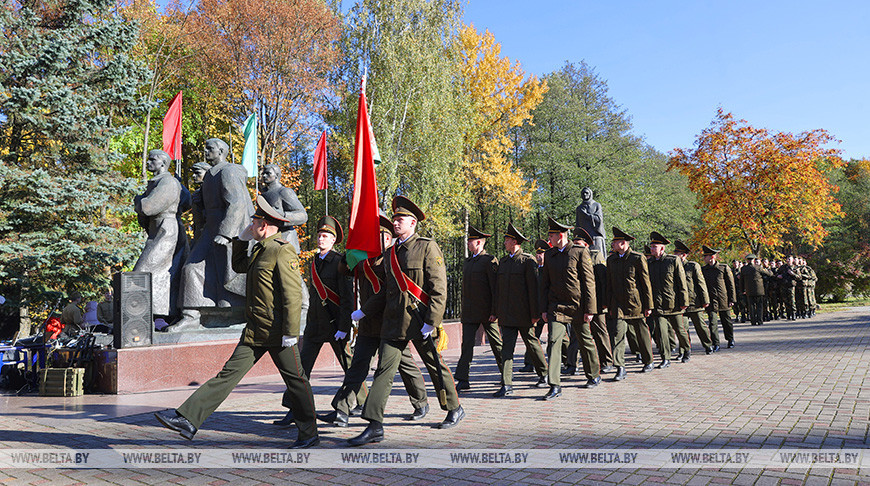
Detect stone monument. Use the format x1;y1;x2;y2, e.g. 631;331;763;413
575;187;606;254
132;149;191;318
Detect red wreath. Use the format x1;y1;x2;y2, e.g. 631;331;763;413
45;317;64;340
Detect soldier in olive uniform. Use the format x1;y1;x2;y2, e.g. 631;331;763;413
540;217;597;398
776;256;798;320
317;215;428;427
155;196;318;449
741;254;772;326
673;241;713;355
573;228;613;373
493;223;547;397
275;215;362;425
802;258;818;317
647;232;691;367
702;246;737;350
606;227;655;378
521;239;550;372
455;226;503;391
60;291;84;338
348;196;463;446
733;260;747;323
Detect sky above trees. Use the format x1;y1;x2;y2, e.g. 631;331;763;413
463;0;868;160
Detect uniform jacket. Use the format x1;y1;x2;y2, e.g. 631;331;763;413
540;242;596;322
702;262;736;312
361;233;448;340
232;234;303;346
496;250;538;328
355;254;387;338
682;259;710;313
776;264;797;288
305;250;353;341
647;254;689;316
61;303;83;327
606;250;653;319
740;264;772;296
461;250;498;323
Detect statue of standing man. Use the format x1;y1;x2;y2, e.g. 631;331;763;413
575;187;606;254
259;163;308;252
168;138;254;332
133;149;191;319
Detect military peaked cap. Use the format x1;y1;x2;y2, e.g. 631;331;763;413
611;226;635;241
379;215;396;238
467;225;492;240
649;231;670;245
534;239;550;254
547;217;572;234
745;253;757;260
673;240;691;254
504;222;527;243
573;227;594;246
254;195;290;225
392;195;426;222
316;215;344;243
702;245;720;256
643;244;652;256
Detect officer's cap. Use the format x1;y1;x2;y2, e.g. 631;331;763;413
547;217;572;234
649;231;670;245
379;215;396;238
467;225;492;240
316;215;344;243
745;253;757;260
504;222;527;243
673;240;691;254
573;227;594;246
534;239;550;254
253;195;290;226
702;245;720;256
611;227;635;242
392;195;426;222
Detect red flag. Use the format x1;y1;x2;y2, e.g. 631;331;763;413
312;130;328;190
162;91;183;160
344;80;381;269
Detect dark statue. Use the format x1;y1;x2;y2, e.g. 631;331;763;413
133;149;191;317
189;161;211;244
259;163;308;252
575;187;606;254
168;138;254;332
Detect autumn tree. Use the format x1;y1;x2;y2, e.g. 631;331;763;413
668;108;844;255
458;24;546;229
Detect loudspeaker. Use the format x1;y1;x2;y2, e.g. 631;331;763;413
113;272;153;348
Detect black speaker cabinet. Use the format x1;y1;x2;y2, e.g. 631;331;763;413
113;272;153;348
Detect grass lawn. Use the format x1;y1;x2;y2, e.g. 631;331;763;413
817;297;870;314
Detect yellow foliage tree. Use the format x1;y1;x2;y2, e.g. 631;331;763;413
669;109;844;256
458;24;547;228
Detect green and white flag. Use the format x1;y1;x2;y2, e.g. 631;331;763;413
241;113;257;177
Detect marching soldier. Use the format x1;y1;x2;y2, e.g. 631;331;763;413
606;227;655;379
540;217;597;398
803;258;818;317
455;226;503;391
493;223;547;397
673;240;714;355
520;239;550;373
740;254;772;326
348;196;463;446
155;196;319;449
274;215;362;426
702;246;737;350
317;215;428;427
573;228;613;372
647;232;690;368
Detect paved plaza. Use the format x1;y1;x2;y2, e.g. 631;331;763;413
1;307;868;485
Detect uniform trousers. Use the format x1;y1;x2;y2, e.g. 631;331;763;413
590;314;613;368
546;320;569;386
523;319;545;366
178;343;317;440
653;314;690;361
685;312;713;350
570;318;600;381
281;336;366;410
331;334;427;415
454;321;503;382
706;309;734;345
608;317;654;367
500;326;546;386
747;295;764;325
362;334;460;423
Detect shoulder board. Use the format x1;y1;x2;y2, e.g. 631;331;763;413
416;236;432;242
275;239;288;245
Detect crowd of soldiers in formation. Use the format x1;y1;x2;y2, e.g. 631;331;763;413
730;256;818;323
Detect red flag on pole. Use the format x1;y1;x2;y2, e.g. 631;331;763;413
312;130;328;190
345;78;381;270
162;91;183;160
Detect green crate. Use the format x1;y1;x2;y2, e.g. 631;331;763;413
39;368;85;397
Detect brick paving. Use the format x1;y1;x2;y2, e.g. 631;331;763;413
0;307;868;485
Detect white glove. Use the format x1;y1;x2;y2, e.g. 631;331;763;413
421;323;435;339
334;330;347;340
351;309;365;321
281;336;298;347
238;223;254;242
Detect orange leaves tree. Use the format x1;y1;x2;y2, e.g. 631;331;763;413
668;109;844;255
458;23;547;228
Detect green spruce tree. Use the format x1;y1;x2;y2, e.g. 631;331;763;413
0;0;151;314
